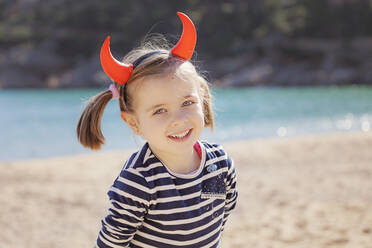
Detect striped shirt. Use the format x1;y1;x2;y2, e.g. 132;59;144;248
96;141;238;248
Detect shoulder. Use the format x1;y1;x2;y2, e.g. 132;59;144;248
117;143;167;185
199;140;233;168
122;143;152;170
200;140;228;159
108;144;158;202
113;143;152;186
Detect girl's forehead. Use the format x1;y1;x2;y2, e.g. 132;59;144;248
130;74;200;107
137;74;199;95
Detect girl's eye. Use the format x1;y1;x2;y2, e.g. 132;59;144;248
183;100;194;106
154;108;166;115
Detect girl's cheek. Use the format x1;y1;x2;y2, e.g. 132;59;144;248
187;109;205;121
193;104;205;116
187;103;202;111
152;113;170;123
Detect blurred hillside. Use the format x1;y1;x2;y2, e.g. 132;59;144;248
1;0;372;88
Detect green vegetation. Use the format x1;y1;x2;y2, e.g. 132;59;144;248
1;0;372;88
1;0;372;58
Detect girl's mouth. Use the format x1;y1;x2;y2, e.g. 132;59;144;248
168;128;193;142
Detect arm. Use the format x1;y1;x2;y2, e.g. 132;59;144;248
96;168;150;248
222;156;238;230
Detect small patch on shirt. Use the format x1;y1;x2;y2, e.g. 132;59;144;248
201;171;226;199
201;192;226;199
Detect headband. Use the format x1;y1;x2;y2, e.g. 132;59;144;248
100;12;197;85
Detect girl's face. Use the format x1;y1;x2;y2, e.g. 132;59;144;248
122;72;205;155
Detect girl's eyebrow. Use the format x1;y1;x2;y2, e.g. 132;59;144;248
183;94;199;100
184;94;196;99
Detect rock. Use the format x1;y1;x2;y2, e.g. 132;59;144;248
204;53;257;79
0;65;44;88
8;41;66;74
0;41;67;88
270;63;309;86
58;57;105;88
2;36;372;88
327;68;355;85
216;63;274;86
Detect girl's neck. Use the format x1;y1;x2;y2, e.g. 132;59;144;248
150;144;201;175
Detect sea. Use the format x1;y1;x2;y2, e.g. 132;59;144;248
1;86;372;161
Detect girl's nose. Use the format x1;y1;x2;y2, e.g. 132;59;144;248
170;110;188;127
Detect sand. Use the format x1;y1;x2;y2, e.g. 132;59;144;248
0;131;371;248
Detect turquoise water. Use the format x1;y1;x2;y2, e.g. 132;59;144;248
1;86;372;161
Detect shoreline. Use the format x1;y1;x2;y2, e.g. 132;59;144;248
1;131;372;247
1;130;369;164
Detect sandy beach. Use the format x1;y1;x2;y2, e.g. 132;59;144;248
1;131;371;248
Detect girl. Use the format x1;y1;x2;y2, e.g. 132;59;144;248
77;12;237;248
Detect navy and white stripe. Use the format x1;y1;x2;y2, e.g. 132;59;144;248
96;141;238;248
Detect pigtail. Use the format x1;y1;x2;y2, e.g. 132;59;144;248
77;90;113;150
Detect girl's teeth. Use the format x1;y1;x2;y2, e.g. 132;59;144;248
171;130;189;138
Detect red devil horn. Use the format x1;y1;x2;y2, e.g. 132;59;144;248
171;12;197;60
100;36;133;85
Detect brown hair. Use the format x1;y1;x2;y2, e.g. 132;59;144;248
77;37;214;150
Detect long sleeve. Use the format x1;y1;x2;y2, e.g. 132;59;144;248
96;167;150;248
222;156;238;230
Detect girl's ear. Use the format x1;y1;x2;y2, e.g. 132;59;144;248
120;112;141;135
